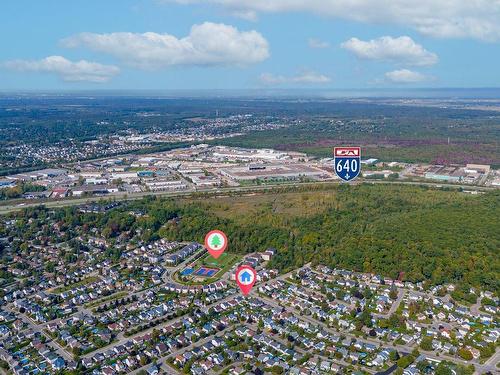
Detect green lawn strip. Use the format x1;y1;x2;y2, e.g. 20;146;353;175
85;291;129;309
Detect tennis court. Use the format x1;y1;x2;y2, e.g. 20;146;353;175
180;268;194;276
194;266;220;277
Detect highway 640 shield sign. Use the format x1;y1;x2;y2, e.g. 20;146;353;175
334;147;361;182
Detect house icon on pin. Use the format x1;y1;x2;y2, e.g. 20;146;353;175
240;271;252;282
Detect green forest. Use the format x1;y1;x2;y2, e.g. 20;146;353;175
152;185;500;294
5;184;499;294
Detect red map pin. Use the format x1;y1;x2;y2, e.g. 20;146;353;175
204;230;228;259
235;265;257;296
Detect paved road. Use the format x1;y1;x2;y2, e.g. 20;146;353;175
297;274;405;321
281;277;499;373
254;290;498;374
81;291;238;359
376;363;398;375
469;296;482;317
483;346;500;368
3;304;73;362
162;248;206;285
387;289;405;316
1;179;495;215
372;289;405;319
129;327;235;375
7;261;499;374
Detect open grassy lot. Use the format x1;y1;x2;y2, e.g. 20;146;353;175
181;190;339;220
154;184;499;293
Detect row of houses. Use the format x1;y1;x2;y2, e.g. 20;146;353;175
165;243;200;266
164;281;227;295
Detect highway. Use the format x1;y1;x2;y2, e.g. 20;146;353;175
0;178;495;215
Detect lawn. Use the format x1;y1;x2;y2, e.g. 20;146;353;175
196;252;239;269
177;252;241;285
85;291;129;309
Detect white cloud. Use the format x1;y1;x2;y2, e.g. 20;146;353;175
341;36;438;66
231;9;258;21
308;38;330;49
61;22;269;69
2;56;120;82
384;69;429;83
260;70;331;85
166;0;500;42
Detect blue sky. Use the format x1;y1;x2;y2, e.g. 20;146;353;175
1;0;500;90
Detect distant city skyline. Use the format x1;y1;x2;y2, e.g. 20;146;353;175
2;0;500;90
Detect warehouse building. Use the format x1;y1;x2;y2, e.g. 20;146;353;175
219;163;328;181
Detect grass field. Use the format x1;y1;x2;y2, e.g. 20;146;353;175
194;252;240;271
177;252;241;285
85;291;129;309
181;189;341;220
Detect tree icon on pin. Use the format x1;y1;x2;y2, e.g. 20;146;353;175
211;235;222;248
205;230;228;259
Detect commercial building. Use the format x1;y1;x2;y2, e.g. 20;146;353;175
464;164;490;174
424;165;465;182
72;185;119;197
0;179;17;189
219;163;328;182
144;180;188;192
7;168;68;181
212;147;289;161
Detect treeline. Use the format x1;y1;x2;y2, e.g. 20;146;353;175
127;185;500;294
0;183;46;199
8;184;500;294
169;186;498;294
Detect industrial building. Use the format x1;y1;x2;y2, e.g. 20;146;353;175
144;180;188;192
212;147;289;161
219;163;329;182
424;165;465;182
